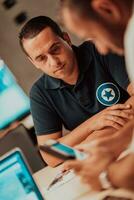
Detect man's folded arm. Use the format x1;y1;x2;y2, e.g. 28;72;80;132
37;122;95;167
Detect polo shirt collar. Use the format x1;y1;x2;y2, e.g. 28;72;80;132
44;75;61;89
44;43;92;90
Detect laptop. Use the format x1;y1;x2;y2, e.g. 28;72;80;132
0;148;45;200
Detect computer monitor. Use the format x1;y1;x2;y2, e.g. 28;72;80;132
0;60;30;129
0;148;44;200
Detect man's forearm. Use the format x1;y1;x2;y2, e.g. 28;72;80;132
58;119;94;146
38;120;95;167
50;127;116;167
40;119;134;167
80;127;116;144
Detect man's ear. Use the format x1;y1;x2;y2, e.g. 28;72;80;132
91;0;121;22
62;32;72;46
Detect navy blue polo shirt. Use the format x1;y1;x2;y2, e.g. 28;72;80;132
30;42;130;135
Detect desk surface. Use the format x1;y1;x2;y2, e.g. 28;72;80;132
34;165;134;200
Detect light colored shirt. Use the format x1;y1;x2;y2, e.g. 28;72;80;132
124;1;134;82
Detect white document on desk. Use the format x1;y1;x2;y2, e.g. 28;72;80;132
47;170;76;192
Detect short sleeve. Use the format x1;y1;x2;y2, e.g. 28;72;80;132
30;84;62;135
102;53;130;90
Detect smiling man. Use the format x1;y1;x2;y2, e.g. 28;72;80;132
19;16;134;167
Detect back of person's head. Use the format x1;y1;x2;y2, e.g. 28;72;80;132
60;0;96;20
60;0;129;55
60;0;128;21
19;16;63;56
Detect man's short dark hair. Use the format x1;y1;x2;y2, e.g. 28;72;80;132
19;16;63;56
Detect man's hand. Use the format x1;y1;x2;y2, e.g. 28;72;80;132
63;147;115;190
76;125;132;158
88;104;134;131
108;154;134;190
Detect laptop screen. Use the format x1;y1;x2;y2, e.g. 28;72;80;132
0;149;44;200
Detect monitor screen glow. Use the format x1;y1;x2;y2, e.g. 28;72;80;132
0;60;30;129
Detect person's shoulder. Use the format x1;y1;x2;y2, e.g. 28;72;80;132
30;74;46;98
78;41;100;58
78;41;96;51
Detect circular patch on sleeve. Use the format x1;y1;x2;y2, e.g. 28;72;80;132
96;82;120;106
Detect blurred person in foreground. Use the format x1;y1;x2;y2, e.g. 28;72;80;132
60;0;134;191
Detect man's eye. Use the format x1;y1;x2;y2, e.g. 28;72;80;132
52;45;60;53
38;56;46;62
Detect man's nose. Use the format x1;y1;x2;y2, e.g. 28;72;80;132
48;55;61;68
